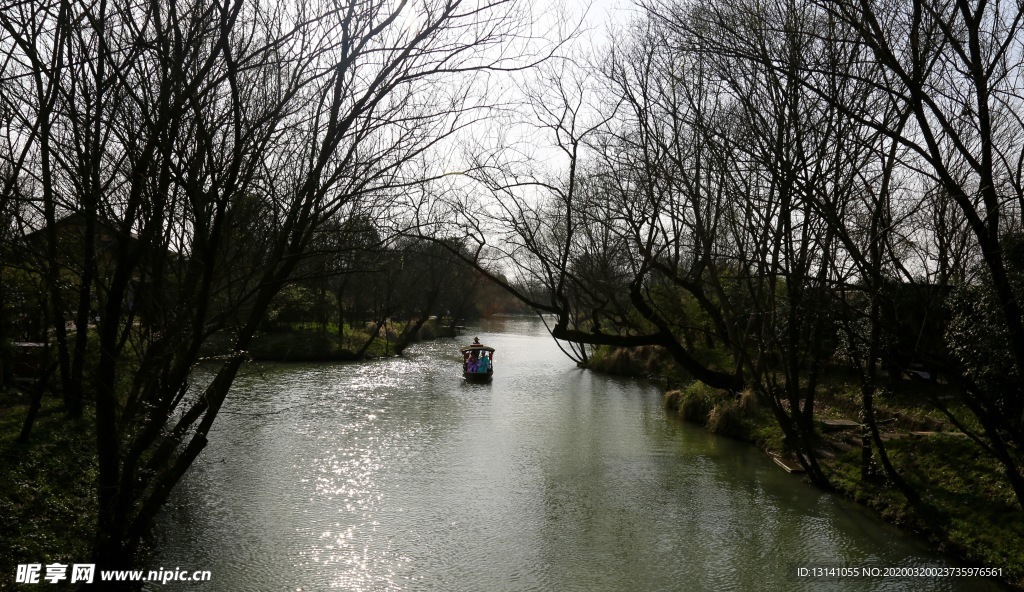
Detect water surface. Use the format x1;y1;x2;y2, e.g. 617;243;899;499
149;317;1002;591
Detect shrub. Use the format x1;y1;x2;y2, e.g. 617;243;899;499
707;398;747;437
665;382;720;423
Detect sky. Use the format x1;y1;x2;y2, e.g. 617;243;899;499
573;0;633;32
567;0;636;48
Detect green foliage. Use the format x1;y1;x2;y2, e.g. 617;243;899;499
947;286;1016;385
946;234;1024;424
587;346;644;376
750;422;786;452
706;397;745;436
244;318;450;361
266;285;318;326
0;391;97;576
671;382;718;422
707;389;759;438
1;265;48;341
587;343;731;385
665;382;717;422
824;436;1024;588
247;331;353;361
664;382;779;446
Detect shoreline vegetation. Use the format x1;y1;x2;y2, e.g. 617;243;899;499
0;390;95;591
585;344;1024;590
213;318;458;362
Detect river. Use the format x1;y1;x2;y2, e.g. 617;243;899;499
149;317;1003;591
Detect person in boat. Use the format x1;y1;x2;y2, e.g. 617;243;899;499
478;352;491;373
468;351;479;373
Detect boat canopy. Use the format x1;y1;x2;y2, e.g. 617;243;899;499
460;344;495;354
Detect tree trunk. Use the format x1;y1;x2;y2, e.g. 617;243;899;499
355;319;386;358
394;314;430;355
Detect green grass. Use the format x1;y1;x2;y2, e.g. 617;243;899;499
824;436;1024;588
587;344;703;386
663;382;784;448
0;388;97;586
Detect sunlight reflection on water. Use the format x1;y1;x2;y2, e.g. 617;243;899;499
148;318;1004;591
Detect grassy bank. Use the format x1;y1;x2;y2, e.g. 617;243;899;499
1;388;96;590
589;345;1024;589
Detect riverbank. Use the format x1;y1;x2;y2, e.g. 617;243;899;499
586;345;1024;589
204;318;458;362
0;388;96;590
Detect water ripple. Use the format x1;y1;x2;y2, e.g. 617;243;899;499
148;320;1001;591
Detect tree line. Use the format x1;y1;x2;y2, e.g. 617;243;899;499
267;222;529;355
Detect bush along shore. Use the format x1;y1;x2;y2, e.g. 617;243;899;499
585;344;1024;590
201;318;458;362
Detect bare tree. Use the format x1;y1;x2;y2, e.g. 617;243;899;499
2;0;547;576
810;0;1024;509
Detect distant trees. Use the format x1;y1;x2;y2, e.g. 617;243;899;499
0;0;547;578
281;228;489;354
386;237;482;353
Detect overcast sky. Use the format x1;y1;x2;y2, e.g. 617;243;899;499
570;0;634;42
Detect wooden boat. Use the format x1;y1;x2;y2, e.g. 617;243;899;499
460;339;494;382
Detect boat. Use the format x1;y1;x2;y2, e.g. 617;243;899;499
460;338;494;382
